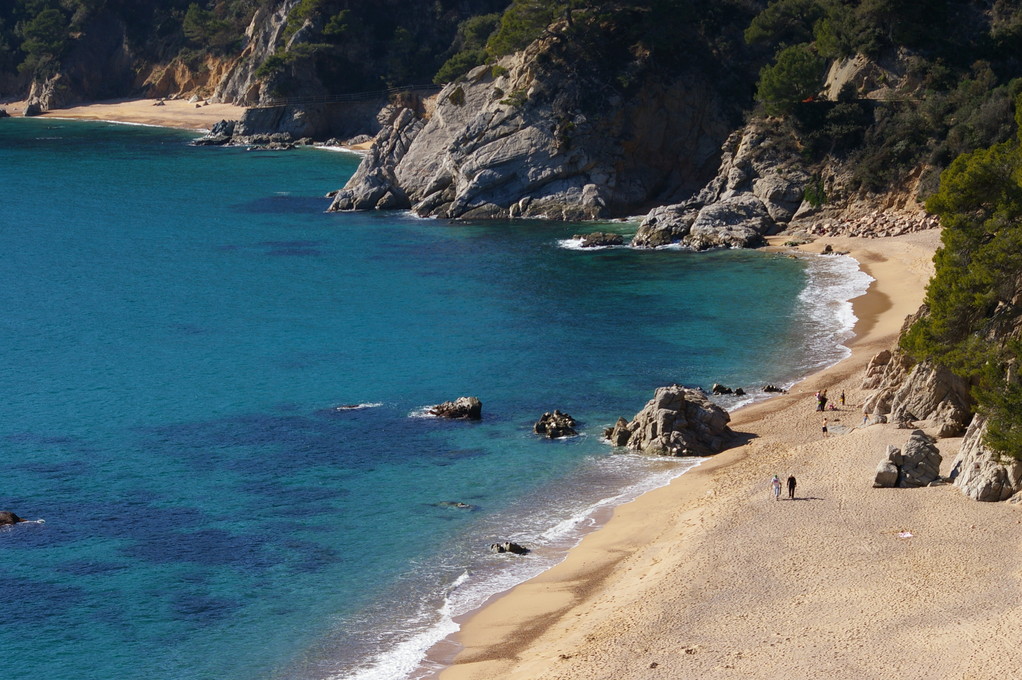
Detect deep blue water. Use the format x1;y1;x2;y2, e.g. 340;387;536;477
0;119;869;680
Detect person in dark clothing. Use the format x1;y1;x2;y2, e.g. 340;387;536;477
787;475;797;499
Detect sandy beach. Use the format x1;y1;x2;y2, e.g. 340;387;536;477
3;98;246;130
440;229;1022;679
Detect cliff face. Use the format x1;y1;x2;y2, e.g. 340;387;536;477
329;33;737;219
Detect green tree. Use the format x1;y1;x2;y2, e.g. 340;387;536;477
744;0;825;48
18;7;70;76
434;12;500;84
486;0;561;57
755;43;825;115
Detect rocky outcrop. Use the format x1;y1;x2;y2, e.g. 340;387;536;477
873;431;942;488
212;0;299;105
633;121;809;250
428;397;482;420
861;352;972;437
328;25;737;220
951;416;1022;502
490;541;529;555
605;385;732;456
534;410;578;438
573;232;624;248
0;511;24;525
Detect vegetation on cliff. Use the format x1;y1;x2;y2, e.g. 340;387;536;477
901;96;1022;460
746;0;1022;195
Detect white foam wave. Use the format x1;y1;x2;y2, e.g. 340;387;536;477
333;572;470;680
331;456;702;680
333;402;383;411
792;252;873;379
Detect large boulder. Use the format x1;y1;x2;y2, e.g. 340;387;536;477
428;396;482;420
951;416;1022;502
0;511;23;525
873;431;942;488
606;385;732;456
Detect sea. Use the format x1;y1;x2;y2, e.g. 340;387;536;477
0;118;871;680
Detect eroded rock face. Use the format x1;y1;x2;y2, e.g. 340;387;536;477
428;396;482;420
606;385;732;456
328;31;735;220
633;121;809;250
951;416;1022;502
861;350;972;437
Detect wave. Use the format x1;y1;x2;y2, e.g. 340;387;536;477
331;455;702;680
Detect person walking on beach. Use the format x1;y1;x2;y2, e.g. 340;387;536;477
771;475;782;501
820;389;828;411
840;390;846;406
787;475;797;499
862;410;870;426
822;417;829;437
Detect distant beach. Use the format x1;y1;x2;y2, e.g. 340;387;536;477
439;229;1022;680
3;97;246;131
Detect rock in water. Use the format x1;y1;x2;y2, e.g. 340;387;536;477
609;385;732;456
489;541;529;555
573;232;624;248
0;511;24;525
428;397;482;420
534;410;578;438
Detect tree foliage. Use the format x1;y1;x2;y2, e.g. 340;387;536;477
901;95;1022;460
755;43;825;115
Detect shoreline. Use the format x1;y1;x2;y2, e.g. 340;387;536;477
3;97;247;131
437;229;1022;679
2;98;373;151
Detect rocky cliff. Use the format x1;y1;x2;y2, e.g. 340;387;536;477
328;27;738;219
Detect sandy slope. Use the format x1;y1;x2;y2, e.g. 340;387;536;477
439;230;1022;680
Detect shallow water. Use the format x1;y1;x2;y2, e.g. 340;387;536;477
0;118;869;680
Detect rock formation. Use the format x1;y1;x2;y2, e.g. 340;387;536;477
0;511;24;525
428;396;482;420
489;541;529;555
950;416;1022;502
873;430;942;488
632;121;809;250
861;350;972;437
605;385;732;456
534;410;578;438
328;25;737;219
573;232;624;248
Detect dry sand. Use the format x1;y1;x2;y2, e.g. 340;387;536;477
3;98;246;130
440;229;1022;680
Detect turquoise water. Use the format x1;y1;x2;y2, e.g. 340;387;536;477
0;119;869;680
